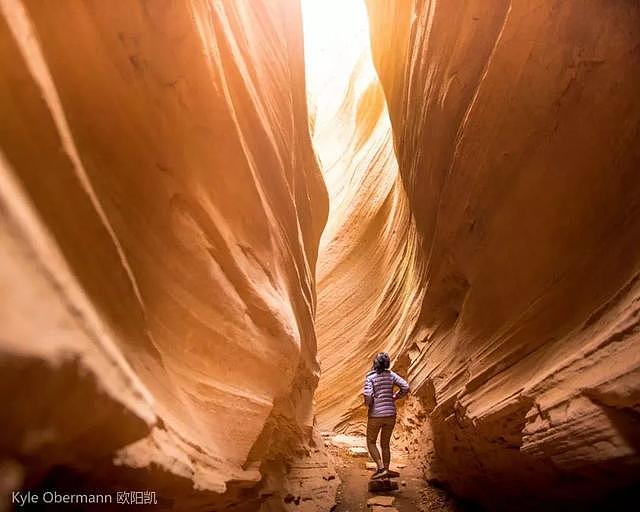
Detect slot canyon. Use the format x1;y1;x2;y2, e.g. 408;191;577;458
1;0;639;510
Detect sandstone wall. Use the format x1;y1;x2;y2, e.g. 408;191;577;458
0;0;333;509
366;0;640;507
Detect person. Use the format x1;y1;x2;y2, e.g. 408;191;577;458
363;352;410;479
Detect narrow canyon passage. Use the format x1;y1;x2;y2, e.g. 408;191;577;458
1;1;640;512
301;0;424;433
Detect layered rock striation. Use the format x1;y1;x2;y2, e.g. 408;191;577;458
1;0;334;509
365;0;640;507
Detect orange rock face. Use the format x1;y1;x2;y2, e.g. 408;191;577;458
0;0;334;508
365;0;640;507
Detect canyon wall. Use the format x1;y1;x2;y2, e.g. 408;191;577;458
302;0;425;432
366;0;640;508
0;0;335;509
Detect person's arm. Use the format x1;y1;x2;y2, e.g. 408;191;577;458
363;375;374;406
392;372;410;400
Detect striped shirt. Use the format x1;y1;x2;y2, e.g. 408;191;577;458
363;370;410;417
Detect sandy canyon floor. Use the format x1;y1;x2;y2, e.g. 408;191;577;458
323;434;478;512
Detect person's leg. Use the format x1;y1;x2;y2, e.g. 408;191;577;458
379;417;396;470
366;417;383;470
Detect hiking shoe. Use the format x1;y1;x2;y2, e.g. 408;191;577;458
370;468;385;480
385;469;400;478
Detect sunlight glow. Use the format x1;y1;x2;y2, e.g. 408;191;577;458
301;0;375;143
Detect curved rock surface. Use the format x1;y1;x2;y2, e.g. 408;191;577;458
0;0;335;509
365;0;640;507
